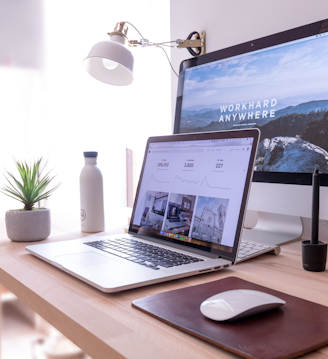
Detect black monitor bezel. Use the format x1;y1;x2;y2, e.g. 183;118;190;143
173;18;328;186
128;128;260;263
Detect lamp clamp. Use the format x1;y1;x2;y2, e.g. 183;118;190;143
177;31;206;55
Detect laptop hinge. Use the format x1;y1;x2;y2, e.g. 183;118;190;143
219;255;236;264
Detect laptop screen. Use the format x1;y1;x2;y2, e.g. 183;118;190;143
129;129;259;261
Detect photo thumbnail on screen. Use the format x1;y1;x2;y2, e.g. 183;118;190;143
192;196;229;244
140;191;168;230
163;193;196;236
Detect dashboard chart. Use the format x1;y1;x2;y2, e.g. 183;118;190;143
148;174;232;190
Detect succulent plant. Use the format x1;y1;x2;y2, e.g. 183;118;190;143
0;158;60;211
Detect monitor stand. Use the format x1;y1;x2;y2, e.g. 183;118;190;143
242;212;303;246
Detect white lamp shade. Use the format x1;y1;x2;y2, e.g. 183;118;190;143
83;39;134;86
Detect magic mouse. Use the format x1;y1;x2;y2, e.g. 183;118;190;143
200;289;286;321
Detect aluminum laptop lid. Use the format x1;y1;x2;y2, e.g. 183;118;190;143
128;128;260;264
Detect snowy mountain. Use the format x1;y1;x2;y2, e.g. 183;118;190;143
179;99;328;133
255;137;328;172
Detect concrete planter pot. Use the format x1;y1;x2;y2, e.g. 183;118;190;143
5;208;51;242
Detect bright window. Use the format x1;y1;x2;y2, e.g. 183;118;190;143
0;0;171;218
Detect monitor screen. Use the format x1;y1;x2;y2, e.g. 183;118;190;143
173;18;328;186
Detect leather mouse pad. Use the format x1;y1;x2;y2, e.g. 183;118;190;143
132;277;328;359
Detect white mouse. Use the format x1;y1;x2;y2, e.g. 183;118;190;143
200;289;286;321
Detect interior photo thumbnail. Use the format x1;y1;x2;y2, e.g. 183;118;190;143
163;193;196;235
140;191;169;230
192;196;229;244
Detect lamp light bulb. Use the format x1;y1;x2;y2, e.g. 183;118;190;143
102;58;118;70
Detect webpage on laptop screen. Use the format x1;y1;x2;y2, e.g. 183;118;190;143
131;138;253;252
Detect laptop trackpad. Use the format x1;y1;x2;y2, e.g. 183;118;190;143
54;251;118;268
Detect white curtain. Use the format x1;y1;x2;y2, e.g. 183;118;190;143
0;0;171;219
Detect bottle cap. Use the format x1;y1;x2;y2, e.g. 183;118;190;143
83;152;98;158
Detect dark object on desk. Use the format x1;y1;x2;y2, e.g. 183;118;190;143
302;169;327;272
132;276;328;359
200;289;285;321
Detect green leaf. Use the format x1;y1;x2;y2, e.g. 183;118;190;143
0;158;61;209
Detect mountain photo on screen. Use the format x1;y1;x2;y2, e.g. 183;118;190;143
180;34;328;173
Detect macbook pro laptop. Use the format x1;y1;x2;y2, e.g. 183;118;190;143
26;129;262;293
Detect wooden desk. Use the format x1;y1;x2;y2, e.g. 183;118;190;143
0;216;328;359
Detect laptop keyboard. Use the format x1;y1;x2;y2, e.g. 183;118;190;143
84;237;204;270
237;241;276;263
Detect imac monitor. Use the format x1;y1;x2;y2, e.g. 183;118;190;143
173;18;328;245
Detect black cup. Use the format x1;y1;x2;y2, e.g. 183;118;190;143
302;240;327;272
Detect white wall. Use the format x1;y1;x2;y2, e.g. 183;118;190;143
0;0;43;68
169;0;328;237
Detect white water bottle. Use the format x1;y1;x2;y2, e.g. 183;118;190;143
80;152;105;232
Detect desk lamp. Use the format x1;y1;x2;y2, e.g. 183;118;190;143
83;21;206;85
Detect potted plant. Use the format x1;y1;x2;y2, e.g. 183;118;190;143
0;158;60;242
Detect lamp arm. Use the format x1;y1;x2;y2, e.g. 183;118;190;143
118;21;180;77
120;21;206;55
108;22;206;78
129;36;205;51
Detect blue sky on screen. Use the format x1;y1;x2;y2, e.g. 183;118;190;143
182;35;328;110
195;196;229;218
